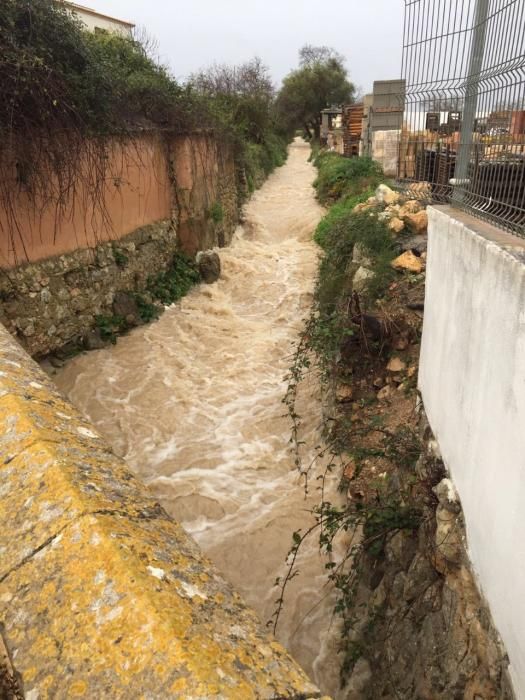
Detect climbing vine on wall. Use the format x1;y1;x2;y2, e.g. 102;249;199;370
0;0;202;266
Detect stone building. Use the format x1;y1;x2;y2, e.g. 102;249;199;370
364;80;405;176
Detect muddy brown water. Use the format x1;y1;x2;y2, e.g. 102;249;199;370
53;138;346;696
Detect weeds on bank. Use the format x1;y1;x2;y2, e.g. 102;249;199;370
313;152;383;205
95;313;126;343
146;252;200;305
112;245;129;269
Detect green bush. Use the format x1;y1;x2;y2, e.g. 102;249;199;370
95;314;126;343
318;212;395;306
83;30;187;129
189;59;289;199
314;188;377;249
133;294;159;323
313;153;383;205
0;0;190;137
147;253;200;306
308;212;396;367
308;139;321;162
240;134;288;192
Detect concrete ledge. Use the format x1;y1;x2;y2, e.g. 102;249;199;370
0;324;321;699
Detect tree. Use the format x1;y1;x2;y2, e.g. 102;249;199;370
190;58;275;143
276;45;355;139
299;44;345;68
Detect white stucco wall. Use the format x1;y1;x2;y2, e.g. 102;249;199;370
420;205;525;698
67;5;133;36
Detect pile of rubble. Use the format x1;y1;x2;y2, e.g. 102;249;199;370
354;183;429;234
354;183;430;277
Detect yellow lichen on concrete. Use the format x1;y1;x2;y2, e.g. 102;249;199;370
0;325;322;699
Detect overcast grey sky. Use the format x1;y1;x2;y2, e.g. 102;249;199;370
85;0;404;93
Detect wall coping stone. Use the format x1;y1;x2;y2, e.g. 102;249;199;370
0;323;322;699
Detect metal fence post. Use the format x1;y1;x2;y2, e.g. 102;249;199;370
451;0;490;201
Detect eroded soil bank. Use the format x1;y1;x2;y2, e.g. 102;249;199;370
53;139;346;696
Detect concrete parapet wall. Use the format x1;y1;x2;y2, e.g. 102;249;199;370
0;323;321;699
420;205;525;698
371;130;401;177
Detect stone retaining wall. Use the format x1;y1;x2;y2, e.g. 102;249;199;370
0;323;321;699
0;221;176;357
343;401;513;699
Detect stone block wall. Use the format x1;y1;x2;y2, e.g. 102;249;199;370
170;133;239;255
0;221;176;357
344;402;513;699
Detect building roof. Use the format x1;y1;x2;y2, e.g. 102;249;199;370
64;2;135;28
321;107;343;115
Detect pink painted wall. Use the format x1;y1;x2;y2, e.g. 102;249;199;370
0;133;172;269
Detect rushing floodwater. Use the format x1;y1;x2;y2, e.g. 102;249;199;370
53;138;345;695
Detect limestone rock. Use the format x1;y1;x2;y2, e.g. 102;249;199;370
112;291;141;327
352;243;372;267
386;204;401;216
375;184;400;206
377;385;392;401
345;658;372;696
391;251;423;274
83;329;108;351
397;234;427;255
344;460;356;480
401;199;423;215
433;478;461;514
353;202;372;214
197;251;221;284
434;504;463;571
49;356;65;369
394;336;409;351
353;266;375;292
336;384;354;403
389;217;405;234
404;210;428;235
387;357;406;372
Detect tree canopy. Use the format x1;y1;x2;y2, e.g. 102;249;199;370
276;45;355;139
190;58;275;144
